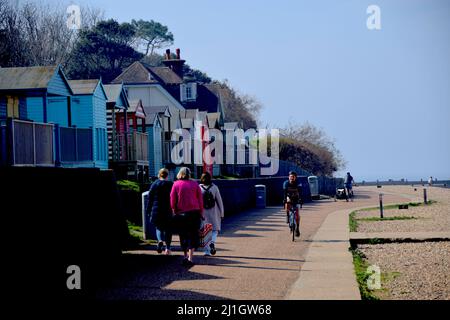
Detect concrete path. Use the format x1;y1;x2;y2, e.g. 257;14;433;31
96;188;409;300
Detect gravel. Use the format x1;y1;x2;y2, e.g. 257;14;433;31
355;186;450;233
357;242;450;300
353;186;450;300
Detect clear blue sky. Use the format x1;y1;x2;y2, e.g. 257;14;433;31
61;0;450;181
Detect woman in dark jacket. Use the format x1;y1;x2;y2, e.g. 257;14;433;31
146;168;173;254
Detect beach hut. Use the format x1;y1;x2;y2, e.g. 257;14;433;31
103;83;130;162
0;65;73;166
143;108;164;178
68;79;108;169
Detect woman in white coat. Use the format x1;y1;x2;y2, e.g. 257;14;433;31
199;172;224;256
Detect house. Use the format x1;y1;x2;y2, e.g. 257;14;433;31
0;65;74;166
68;79;109;169
111;62;186;177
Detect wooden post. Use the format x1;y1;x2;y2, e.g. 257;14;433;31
379;193;384;219
423;188;428;204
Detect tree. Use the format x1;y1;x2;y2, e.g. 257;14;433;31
280;122;346;176
65;19;143;82
131;19;174;57
210;80;262;130
0;0;103;68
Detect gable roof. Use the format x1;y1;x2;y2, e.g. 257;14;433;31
68;79;99;95
103;83;130;110
103;84;122;103
112;61;183;85
144;110;161;125
111;61;158;85
0;65;73;94
207;112;221;129
127;99;146;118
146;65;183;85
143;105;171;118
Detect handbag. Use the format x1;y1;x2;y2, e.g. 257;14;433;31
198;221;213;248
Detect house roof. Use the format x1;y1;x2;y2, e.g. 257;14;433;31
146;65;183;85
207;112;221;128
144;110;163;126
68;79;99;95
112;61;158;84
143;105;171;118
182;83;221;114
112;61;183;85
0;65;65;91
103;84;123;103
127;99;146;118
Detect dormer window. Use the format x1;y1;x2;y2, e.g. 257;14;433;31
180;83;197;102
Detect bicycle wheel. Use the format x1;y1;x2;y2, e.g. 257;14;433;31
292;220;295;242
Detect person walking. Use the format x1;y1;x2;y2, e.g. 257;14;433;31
146;168;173;255
199;172;224;256
170;167;204;266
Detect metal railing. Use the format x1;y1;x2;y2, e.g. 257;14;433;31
115;132;148;162
1;119;54;166
57;126;93;163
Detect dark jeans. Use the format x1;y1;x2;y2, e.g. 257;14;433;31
174;210;201;251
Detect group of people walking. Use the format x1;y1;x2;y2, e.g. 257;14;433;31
146;167;224;266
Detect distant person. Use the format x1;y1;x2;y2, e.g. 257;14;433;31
345;172;354;198
170;167;204;266
146;168;173;255
428;176;433;186
199;172;225;256
283;171;302;237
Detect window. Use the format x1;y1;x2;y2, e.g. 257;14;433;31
186;86;192;100
180;83;197;102
6;95;20;118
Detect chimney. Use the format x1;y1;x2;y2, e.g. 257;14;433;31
163;48;186;79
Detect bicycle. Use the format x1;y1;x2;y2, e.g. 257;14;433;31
288;203;298;242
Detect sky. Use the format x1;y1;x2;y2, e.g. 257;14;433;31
44;0;450;181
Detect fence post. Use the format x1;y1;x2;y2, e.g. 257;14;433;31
379;193;384;219
32;122;36;166
54;124;61;167
75;127;78;162
7;118;15;165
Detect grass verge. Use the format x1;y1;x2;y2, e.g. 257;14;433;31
350;248;380;300
349;200;436;232
349;210;358;232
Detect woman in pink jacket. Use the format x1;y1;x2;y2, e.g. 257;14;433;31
170;167;204;266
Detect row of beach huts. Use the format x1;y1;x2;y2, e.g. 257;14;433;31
0;49;261;181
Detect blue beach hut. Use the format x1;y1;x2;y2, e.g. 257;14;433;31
68;79;109;169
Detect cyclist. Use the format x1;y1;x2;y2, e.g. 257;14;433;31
345;172;354;199
283;171;302;237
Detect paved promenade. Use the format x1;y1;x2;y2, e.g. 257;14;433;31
96;188;410;300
